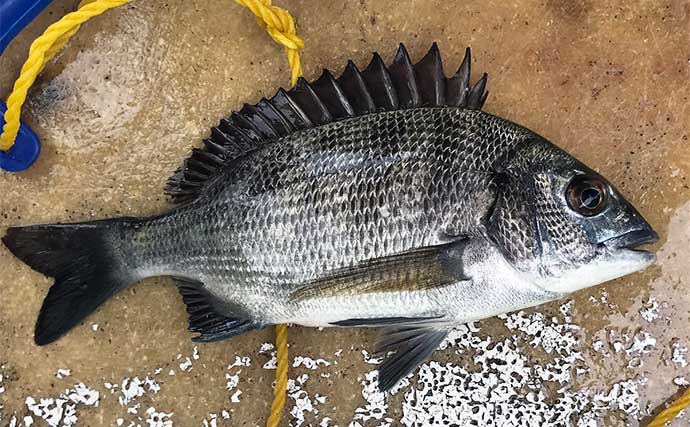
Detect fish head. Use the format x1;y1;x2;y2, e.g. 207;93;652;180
486;136;658;295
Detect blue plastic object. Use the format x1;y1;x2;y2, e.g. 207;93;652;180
0;0;55;54
0;102;41;172
0;0;53;171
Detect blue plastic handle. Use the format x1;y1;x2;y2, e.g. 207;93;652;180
0;0;55;55
0;0;52;171
0;102;41;172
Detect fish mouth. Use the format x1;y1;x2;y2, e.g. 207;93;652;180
602;229;659;252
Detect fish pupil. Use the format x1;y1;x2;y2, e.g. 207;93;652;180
580;187;601;209
566;175;608;216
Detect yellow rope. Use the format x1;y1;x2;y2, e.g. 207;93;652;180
266;324;289;427
234;0;304;87
3;0;690;425
231;1;303;424
4;0;690;424
0;0;131;152
213;0;304;417
648;387;690;426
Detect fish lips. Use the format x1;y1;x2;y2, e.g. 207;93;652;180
601;228;659;252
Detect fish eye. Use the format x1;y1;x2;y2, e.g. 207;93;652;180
566;175;608;216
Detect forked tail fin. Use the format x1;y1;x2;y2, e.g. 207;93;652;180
2;219;140;345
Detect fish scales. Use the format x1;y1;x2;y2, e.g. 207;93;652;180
127;109;524;293
2;44;658;391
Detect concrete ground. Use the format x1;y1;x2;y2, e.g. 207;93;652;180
0;0;688;426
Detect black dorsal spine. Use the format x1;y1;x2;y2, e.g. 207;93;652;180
414;42;445;107
446;47;472;107
389;43;420;108
311;69;355;119
238;104;280;140
289;77;333;125
467;73;489;110
270;88;313;130
166;43;489;205
361;52;399;110
255;98;293;135
338;60;376;115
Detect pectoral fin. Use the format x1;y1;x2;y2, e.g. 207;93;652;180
375;326;449;391
289;239;469;303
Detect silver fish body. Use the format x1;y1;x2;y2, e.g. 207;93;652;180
2;44;657;390
129;108;532;322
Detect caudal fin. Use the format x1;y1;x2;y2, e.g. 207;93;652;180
2;220;137;345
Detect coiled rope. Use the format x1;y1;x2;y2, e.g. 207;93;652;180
1;1;687;426
0;0;129;152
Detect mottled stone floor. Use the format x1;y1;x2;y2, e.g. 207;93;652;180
0;1;688;426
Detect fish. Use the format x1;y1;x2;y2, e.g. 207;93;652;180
1;43;658;391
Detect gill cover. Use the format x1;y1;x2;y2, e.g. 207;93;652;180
486;136;657;293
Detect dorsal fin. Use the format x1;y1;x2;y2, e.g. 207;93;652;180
414;42;445;106
361;52;398;110
237;104;280;140
389;44;420;108
446;47;472;107
338;60;376;115
290;77;333;125
166;43;490;205
312;69;355;119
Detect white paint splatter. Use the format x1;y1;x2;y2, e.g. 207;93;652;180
259;343;278;369
360;350;383;365
56;369;72;379
592;339;607;355
226;356;251;394
674;377;689;387
178;357;193;372
228;356;251;369
347;308;650;426
672;340;689;368
292;356;331;370
350;371;394;426
639;297;660;322
288;375;317;426
119;377;160;406
144;407;173;427
625;331;657;357
202;414;218;427
25;383;100;427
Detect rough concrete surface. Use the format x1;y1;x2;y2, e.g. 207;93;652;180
0;1;688;426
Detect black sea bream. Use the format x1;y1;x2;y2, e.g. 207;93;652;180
2;44;658;390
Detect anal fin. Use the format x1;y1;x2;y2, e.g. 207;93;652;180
175;279;265;342
375;325;448;391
